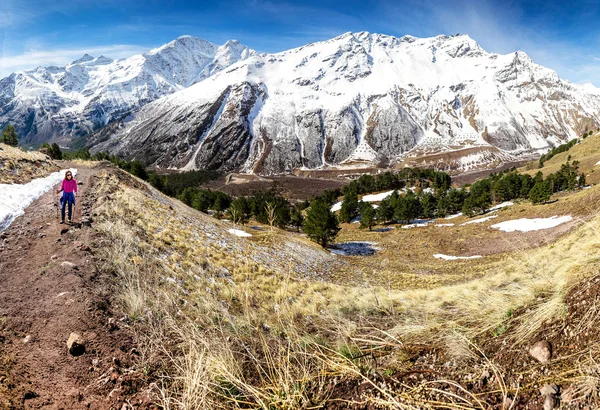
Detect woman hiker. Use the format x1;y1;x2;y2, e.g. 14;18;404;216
56;170;78;224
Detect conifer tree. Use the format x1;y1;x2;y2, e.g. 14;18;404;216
421;192;437;218
50;143;63;160
290;206;305;232
227;197;250;225
303;200;340;247
339;189;359;223
359;202;376;230
1;124;18;146
376;198;393;223
529;180;552;204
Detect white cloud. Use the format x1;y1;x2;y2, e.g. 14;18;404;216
0;44;149;77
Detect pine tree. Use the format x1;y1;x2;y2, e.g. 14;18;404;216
227;197;250;225
1;124;18;146
303;200;340;248
420;192;437;218
50;143;62;160
290;206;305;232
376;198;393;223
529;180;552;204
359;202;376;230
129;160;148;180
339;189;359;223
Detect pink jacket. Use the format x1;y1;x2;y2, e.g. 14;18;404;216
61;179;78;193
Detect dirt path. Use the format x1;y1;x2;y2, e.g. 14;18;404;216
0;164;151;409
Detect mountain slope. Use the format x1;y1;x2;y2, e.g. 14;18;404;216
0;36;256;146
91;31;600;174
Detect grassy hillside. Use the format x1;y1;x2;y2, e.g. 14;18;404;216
521;131;600;185
0;143;57;183
88;165;600;408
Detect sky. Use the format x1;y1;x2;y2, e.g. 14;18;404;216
2;0;600;85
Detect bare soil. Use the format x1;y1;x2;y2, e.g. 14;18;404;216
0;164;152;409
202;173;349;201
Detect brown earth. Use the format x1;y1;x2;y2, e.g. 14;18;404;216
202;173;349;201
0;163;153;409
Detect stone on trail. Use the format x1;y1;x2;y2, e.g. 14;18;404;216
540;384;559;410
60;228;69;235
61;261;78;270
67;332;85;356
529;340;552;363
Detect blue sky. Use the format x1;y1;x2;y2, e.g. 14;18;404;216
2;0;600;85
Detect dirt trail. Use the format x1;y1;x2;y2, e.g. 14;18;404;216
0;164;151;409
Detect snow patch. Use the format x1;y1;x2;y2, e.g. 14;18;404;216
330;201;342;212
461;215;498;225
228;229;253;237
433;254;482;260
489;201;514;211
435;223;455;227
361;190;395;202
0;169;77;231
402;219;434;229
491;215;572;232
445;212;462;219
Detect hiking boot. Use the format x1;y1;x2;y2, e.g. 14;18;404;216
60;220;65;224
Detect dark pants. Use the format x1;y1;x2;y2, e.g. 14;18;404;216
61;192;76;221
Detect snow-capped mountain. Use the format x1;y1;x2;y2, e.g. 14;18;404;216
0;36;256;145
89;31;600;174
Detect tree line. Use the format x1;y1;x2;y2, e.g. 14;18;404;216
27;139;591;249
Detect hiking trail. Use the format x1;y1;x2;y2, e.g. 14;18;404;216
0;163;152;409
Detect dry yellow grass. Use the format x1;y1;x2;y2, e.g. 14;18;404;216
0;143;57;183
90;166;600;408
520;131;600;184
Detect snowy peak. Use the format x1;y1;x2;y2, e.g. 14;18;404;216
71;54;95;65
89;31;600;174
148;35;218;57
0;35;256;145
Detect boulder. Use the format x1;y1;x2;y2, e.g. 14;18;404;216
67;332;85;356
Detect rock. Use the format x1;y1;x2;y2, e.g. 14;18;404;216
540;384;559;396
56;238;62;243
107;318;118;331
51;255;58;261
60;228;69;235
543;395;558;410
540;384;559;410
529;340;552;363
23;335;31;343
67;332;85;356
38;233;46;238
61;261;78;270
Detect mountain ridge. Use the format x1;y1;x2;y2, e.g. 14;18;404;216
0;35;257;146
89;31;600;174
2;31;600;174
